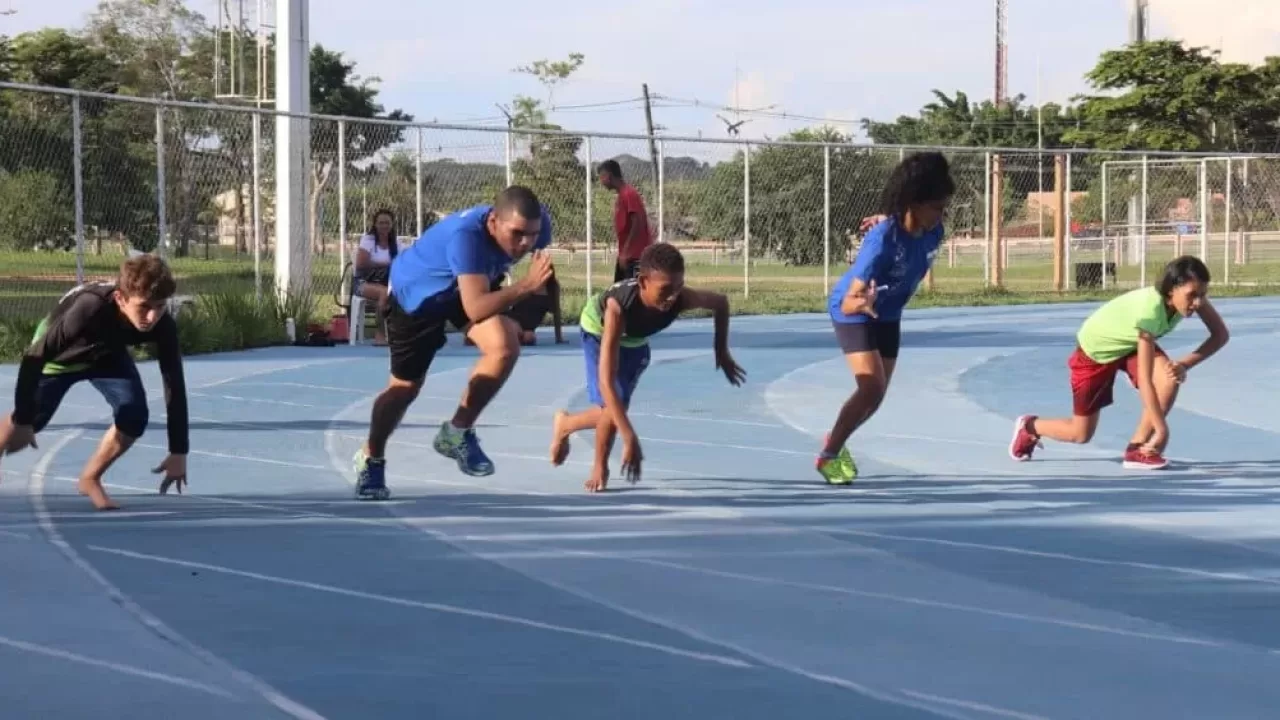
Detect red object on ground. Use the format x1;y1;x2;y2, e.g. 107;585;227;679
329;314;349;342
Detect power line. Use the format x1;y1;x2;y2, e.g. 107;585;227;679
549;97;645;111
653;95;865;127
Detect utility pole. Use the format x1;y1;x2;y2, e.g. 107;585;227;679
642;83;660;186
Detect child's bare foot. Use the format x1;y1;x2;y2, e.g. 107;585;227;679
77;477;119;511
550;410;572;466
585;468;609;493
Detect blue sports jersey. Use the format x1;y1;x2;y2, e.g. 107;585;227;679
828;216;942;324
390;203;552;314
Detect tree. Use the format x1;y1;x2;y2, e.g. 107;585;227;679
86;0;230;255
303;44;412;254
4;28;118;91
862;90;1077;149
863;90;1083;228
506;53;589;239
1064;42;1280;233
0;169;74;251
1065;40;1280;153
0;0;409;259
0;28;155;252
687;127;901;266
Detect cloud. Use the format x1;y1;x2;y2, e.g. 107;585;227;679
1148;0;1280;64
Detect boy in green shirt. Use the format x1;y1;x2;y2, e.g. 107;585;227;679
548;243;746;492
1009;256;1229;469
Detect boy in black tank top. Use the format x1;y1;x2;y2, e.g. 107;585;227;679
549;243;746;492
0;255;190;510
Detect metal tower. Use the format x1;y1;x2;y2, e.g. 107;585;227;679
995;0;1008;106
214;0;276;106
1130;0;1149;43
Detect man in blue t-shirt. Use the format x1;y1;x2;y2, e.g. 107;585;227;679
352;185;555;500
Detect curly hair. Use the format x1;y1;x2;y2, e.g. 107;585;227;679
877;151;956;218
118;254;177;303
639;242;684;276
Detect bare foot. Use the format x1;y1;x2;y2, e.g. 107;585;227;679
78;477;119;511
550;410;572;466
585;468;609;493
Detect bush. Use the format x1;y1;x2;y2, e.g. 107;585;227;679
140;284;319;359
0;169;75;251
0;317;39;362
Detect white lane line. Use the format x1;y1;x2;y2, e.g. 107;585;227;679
0;633;238;699
87;544;752;670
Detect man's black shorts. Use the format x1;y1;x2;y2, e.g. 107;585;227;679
386;294;471;383
832;320;902;359
614;259;640;282
388;277;530;382
507;293;550;331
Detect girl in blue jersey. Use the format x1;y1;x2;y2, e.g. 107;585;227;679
817;152;955;484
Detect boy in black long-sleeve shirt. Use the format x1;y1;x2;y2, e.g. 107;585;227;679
0;254;189;510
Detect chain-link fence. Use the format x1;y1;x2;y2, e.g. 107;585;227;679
3;80;1280;326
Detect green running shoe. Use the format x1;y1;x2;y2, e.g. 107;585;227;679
816;437;857;485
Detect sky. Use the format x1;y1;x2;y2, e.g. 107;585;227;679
2;0;1278;151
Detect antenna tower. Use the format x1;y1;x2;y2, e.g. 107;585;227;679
214;0;276;106
994;0;1008;106
1129;0;1149;43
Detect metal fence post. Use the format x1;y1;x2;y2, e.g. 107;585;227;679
251;111;263;303
1224;157;1233;283
823;143;831;296
1199;158;1208;261
338;120;347;286
1064;153;1073;289
155;105;168;258
1140;154;1149;287
1101;161;1108;290
743;142;751;298
504;130;514;186
983;152;991;286
657;139;665;243
584;135;593;297
415;126;424;235
71;94;85;284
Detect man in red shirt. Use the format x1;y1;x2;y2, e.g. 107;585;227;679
597;159;653;281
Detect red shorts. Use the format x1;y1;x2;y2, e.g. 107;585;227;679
1068;345;1165;416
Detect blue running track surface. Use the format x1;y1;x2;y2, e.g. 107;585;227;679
4;298;1280;719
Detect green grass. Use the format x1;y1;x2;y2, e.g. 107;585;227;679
2;247;1278;363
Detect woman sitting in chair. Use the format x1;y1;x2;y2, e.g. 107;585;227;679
354;208;404;345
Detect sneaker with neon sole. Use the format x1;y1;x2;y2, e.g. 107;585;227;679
433;421;496;476
816;437;857;485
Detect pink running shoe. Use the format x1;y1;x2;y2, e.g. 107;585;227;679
1009;415;1042;461
1123;445;1169;470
